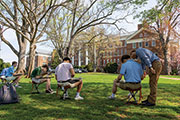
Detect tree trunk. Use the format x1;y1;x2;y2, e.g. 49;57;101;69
16;42;27;74
26;44;36;78
163;48;170;75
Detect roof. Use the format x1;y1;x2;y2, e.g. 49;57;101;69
26;48;52;56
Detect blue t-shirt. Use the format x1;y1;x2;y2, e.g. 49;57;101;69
120;59;143;83
136;48;159;70
6;66;15;77
0;68;8;76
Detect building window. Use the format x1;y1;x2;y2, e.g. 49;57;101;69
104;60;106;65
110;59;112;63
139;33;143;37
145;41;149;47
124;41;127;47
139;42;142;48
114;59;116;63
48;57;51;61
133;43;136;48
104;52;106;56
43;56;46;61
110;52;112;56
152;40;156;46
117;49;120;56
107;59;109;63
117;59;120;64
125;49;127;54
43;62;46;65
121;49;123;55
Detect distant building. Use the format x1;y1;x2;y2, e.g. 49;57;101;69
26;49;52;68
72;24;180;74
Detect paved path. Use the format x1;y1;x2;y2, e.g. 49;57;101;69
160;76;180;80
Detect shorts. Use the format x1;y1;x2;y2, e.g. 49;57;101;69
5;76;16;82
116;80;141;90
32;78;46;84
57;78;81;88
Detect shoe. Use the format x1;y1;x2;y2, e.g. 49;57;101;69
142;101;156;106
75;96;84;100
108;96;115;100
141;99;148;104
49;88;54;92
45;90;54;94
15;85;22;88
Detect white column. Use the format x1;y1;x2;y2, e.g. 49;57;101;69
85;50;88;65
72;50;74;65
78;50;81;66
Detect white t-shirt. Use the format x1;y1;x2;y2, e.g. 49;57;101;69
55;63;73;82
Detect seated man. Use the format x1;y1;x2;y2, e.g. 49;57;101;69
109;55;144;99
5;61;22;88
0;68;8;83
55;57;83;100
31;64;53;94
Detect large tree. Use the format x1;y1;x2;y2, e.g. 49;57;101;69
45;0;147;61
137;0;180;74
0;0;70;77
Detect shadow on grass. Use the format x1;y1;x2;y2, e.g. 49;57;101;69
0;82;179;120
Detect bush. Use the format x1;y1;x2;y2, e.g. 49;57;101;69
0;59;11;72
104;62;118;73
170;69;179;75
87;63;93;72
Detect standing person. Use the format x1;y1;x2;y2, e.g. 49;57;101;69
5;61;22;88
31;64;54;94
55;57;84;100
130;48;162;106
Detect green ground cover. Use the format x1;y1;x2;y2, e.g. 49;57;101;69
0;73;179;120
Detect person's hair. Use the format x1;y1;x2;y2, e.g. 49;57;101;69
42;64;49;71
121;55;130;63
12;61;17;65
63;57;71;62
130;49;136;55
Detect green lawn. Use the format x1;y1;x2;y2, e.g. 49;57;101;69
0;73;179;120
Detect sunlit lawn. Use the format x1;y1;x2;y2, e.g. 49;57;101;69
0;73;179;120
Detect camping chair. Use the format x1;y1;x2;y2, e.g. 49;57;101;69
31;81;41;94
31;75;54;94
127;87;143;104
56;84;69;100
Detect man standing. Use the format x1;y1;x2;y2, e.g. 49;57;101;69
109;55;144;99
131;48;162;106
55;57;83;100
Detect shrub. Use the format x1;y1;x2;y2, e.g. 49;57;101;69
87;63;93;72
104;62;118;73
0;59;11;72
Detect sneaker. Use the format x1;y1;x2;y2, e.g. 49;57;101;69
75;96;84;100
108;95;115;100
15;85;22;88
141;99;148;104
45;90;54;94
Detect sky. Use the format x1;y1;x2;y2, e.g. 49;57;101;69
0;0;157;63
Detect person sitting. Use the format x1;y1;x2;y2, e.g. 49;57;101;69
5;61;22;88
0;68;8;83
109;55;144;99
55;57;83;100
31;64;53;94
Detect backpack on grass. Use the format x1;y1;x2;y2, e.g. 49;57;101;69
0;84;19;104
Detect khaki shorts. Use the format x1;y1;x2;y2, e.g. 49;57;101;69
5;76;16;82
32;78;46;84
116;80;142;90
58;78;81;88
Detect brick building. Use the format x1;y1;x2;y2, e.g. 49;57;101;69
26;49;52;68
72;24;180;73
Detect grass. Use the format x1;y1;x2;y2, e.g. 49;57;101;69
0;73;180;120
